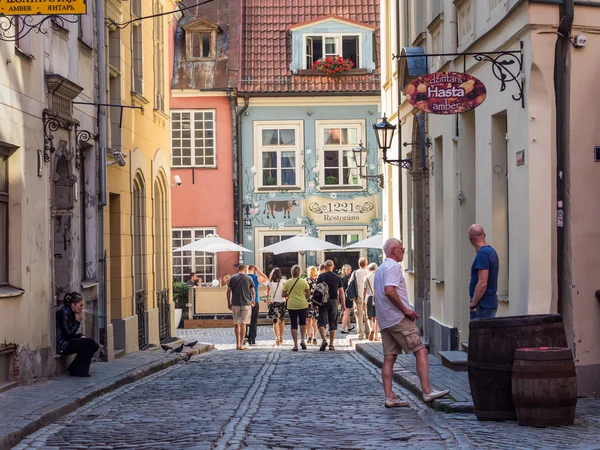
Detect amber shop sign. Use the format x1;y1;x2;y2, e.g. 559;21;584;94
405;72;487;115
0;0;87;16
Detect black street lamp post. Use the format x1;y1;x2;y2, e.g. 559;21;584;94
373;115;412;172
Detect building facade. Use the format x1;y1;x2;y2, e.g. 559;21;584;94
381;0;600;395
0;9;100;383
169;0;240;286
239;1;383;276
104;0;175;357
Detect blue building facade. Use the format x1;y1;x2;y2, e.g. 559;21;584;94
239;4;382;276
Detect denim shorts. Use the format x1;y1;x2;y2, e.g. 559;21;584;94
470;307;497;320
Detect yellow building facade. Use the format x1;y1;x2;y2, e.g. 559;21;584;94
105;0;174;357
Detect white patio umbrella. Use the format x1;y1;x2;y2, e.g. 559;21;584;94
258;235;343;255
345;233;383;250
173;234;252;253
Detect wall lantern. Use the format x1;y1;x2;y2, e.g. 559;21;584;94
373;115;412;171
351;142;384;189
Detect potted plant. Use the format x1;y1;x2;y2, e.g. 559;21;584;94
264;176;277;186
312;56;354;77
325;175;339;185
172;280;189;328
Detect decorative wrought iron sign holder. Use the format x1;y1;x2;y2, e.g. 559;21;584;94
393;42;525;108
42;109;72;163
0;15;79;42
75;126;99;169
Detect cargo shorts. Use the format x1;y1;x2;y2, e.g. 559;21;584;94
381;317;426;355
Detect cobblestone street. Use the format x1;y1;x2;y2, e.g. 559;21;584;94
14;327;600;450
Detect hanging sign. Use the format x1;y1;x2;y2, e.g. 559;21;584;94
0;0;87;16
405;72;487;115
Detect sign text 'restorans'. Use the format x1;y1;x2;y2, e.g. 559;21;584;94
0;0;87;16
405;72;487;115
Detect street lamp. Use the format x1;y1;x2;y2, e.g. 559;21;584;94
352;142;384;188
373;115;412;171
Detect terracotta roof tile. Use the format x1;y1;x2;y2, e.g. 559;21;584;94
240;0;380;94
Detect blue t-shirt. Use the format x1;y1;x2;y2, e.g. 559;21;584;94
469;246;499;309
249;274;259;301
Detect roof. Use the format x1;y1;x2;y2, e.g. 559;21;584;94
289;15;377;32
240;0;380;95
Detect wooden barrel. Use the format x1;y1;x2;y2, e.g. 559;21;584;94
468;314;568;421
512;347;577;427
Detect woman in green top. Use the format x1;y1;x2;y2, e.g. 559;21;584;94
282;265;311;351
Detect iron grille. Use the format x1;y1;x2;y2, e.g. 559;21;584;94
157;289;170;343
135;289;147;348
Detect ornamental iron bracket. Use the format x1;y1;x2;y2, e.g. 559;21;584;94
0;15;80;42
43;109;73;163
75;125;98;169
393;41;525;108
383;155;413;172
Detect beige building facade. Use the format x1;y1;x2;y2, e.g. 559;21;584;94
381;0;600;395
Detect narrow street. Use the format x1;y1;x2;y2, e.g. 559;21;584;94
14;328;600;450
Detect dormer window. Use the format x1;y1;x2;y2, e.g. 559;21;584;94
182;18;219;61
305;35;360;69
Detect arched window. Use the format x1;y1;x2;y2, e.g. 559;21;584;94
133;171;147;348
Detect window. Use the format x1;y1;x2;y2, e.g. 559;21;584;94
0;153;7;284
317;121;363;189
171;110;216;167
131;0;143;94
318;227;366;271
78;0;93;48
304;35;360;69
133;173;147;293
14;20;33;57
172;228;217;284
456;0;473;46
255;121;302;190
153;0;165;111
255;227;305;278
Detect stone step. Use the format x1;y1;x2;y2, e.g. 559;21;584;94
114;348;126;359
439;350;468;372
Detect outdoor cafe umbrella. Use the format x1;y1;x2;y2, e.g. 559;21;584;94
258;235;342;255
345;233;383;250
173;234;252;253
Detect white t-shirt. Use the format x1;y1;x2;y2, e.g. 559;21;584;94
364;271;376;297
373;257;413;330
354;268;369;298
266;280;286;303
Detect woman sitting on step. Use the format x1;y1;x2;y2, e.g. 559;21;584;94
56;292;100;377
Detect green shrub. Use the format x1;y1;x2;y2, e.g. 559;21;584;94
172;280;189;309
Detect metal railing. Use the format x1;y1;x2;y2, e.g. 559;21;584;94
135;289;147;348
157;288;170;343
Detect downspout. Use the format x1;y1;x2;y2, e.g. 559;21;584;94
396;0;404;237
235;95;250;247
555;0;574;316
96;0;108;361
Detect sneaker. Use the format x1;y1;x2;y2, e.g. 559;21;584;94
312;338;318;345
319;341;328;351
384;398;409;408
422;389;450;403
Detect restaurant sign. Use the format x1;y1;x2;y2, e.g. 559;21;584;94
0;0;87;16
303;195;379;225
405;72;487;115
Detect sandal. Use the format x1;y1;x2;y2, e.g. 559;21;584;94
312;338;318;345
300;341;307;350
329;345;335;351
292;346;298;352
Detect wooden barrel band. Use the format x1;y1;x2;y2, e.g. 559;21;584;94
512;362;575;374
468;361;513;372
512;369;576;380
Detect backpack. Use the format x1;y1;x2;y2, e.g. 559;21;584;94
312;281;329;306
345;274;358;301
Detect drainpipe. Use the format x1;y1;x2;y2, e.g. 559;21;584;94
235;95;250;249
396;0;404;237
555;0;574;316
96;0;108;361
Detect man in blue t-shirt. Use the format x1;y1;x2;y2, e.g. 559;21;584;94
468;224;499;320
244;264;268;345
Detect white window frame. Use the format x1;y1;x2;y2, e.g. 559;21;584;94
456;0;474;48
316;119;365;191
172;227;218;284
316;226;367;266
153;0;165;112
255;226;306;275
302;33;362;69
171;109;217;168
254;120;303;191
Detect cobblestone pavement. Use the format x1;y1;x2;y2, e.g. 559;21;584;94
14;327;600;450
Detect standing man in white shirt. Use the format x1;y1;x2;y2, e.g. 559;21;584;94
374;238;449;408
352;257;371;340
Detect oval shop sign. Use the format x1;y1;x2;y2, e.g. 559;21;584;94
405;72;487;115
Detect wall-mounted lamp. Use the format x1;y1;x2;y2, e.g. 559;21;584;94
351;142;384;189
373;115;412;172
307;110;312;116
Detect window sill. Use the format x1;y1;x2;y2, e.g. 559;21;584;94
431;278;444;284
318;185;365;192
256;186;302;192
15;47;34;62
78;38;94;53
172;165;218;170
405;269;414;274
296;69;369;76
498;295;509;303
81;280;99;290
0;285;25;298
153;108;170;121
131;91;151;105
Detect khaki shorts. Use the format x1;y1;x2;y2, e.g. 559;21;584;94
232;306;251;325
381;318;426;355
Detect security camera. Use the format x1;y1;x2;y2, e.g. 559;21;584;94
173;175;182;186
111;149;127;167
